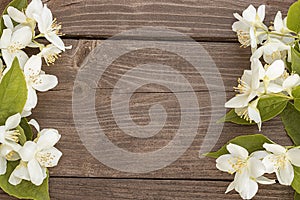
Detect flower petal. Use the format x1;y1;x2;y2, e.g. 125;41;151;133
29;119;40;132
26;0;43;19
263;143;286;155
283;74;300;90
276;161;294;186
5;113;21;130
267;82;283;93
37;147;62;167
256;176;276;185
45;32;65;51
13;162;30;181
28;159;45;186
227;143;249;159
7;6;26;23
24;86;38;110
235;171;258;200
242;5;256;22
216;154;236;173
11;26;32;48
225;181;235;194
257;5;265;22
8;171;22;186
225;94;250;108
19;141;37;162
24;55;42;77
287;148;300;167
0;29;12;48
251;150;269;160
274;11;284;32
3;15;14;30
248;157;265;178
37;129;61;150
262;154;277;173
32;74;58;92
0;156;7;175
265;60;285;80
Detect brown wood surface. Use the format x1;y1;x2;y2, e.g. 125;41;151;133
0;0;298;199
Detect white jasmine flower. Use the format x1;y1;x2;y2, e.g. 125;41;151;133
23;55;58;111
7;0;43;29
217;143;274;199
33;5;65;51
251;38;291;64
272;11;294;44
282;74;300;96
9;128;62;186
39;44;62;65
225;60;261;109
0;113;22;151
234;99;262;130
258;59;285;94
232;5;268;49
262;143;300;186
2;15;14;30
0;27;32;68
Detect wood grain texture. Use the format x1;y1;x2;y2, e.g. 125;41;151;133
27;39;293;180
27;0;294;41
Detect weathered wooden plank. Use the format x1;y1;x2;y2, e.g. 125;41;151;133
0;178;293;199
28;39;293;179
39;0;294;40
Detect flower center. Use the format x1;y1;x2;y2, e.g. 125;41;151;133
7;42;23;54
237;30;251;48
228;158;247;174
234;78;250;94
50;19;62;36
36;152;56;167
5;130;20;143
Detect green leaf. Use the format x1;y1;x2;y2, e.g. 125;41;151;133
293;86;300;112
293;166;300;194
19;118;33;141
291;47;300;75
218;109;253;125
287;0;300;33
16;125;26;145
205;134;273;158
0;161;50;200
257;95;289;122
0;58;27;125
295;191;300;200
0;0;28;36
281;103;300;145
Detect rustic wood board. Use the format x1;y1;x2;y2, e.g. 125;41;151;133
0;0;297;199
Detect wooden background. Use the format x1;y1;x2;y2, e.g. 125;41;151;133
0;0;297;199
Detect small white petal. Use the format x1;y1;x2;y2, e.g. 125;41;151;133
256;176;276;185
8;171;22;186
28;119;40;132
247;104;261;130
250;27;257;49
24;86;38;110
265;60;285;80
3;15;14;30
19;141;37;162
32;74;58;92
0;29;12;48
248;157;265;178
7;7;26;23
257;5;265;22
251;151;269;160
28;159;45;186
262;154;277;173
24;55;42;77
26;0;43;19
45;32;65;51
263;143;286;155
225;181;235;194
235;171;258;200
276;161;294;186
13;163;30;181
283;74;300;90
274;11;284;32
227;143;249;159
287;148;300;167
216;154;236;173
5;113;21;130
225;94;250;108
37;129;61;150
0;156;7;175
12;26;32;47
267;82;283;93
242;5;256;22
37;147;62;167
